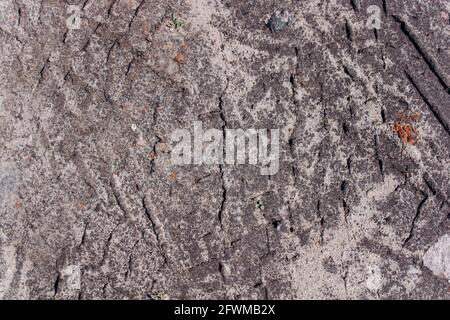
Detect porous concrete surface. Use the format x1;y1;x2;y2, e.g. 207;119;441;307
0;0;449;300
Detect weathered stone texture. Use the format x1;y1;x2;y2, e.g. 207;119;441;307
0;0;449;299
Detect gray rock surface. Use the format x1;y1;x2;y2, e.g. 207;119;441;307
267;10;291;33
0;0;449;299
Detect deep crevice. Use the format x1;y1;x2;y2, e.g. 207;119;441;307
403;192;429;247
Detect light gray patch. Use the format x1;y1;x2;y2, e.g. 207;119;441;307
423;234;450;282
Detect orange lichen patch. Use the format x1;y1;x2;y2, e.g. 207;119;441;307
392;122;417;145
174;52;185;64
169;171;177;180
15;198;22;209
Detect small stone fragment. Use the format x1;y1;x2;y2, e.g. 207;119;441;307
267;10;291;33
423;234;450;282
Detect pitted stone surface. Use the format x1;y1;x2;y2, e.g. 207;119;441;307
0;0;449;299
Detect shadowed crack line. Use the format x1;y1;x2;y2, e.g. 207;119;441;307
350;0;360;12
37;57;50;87
128;0;146;28
142;196;168;264
106;38;121;63
82;23;101;52
345;19;353;42
125;239;140;279
343;65;356;81
125;58;134;76
82;0;90;10
110;180;129;218
108;0;119;18
403;192;429;247
149;135;162;174
142;197;160;244
342;199;350;224
218;262;226;282
218;78;229;229
423;174;437;196
316;200;325;245
342;267;349;298
53;271;60;297
17;5;22;26
79;223;88;247
99;225;119;269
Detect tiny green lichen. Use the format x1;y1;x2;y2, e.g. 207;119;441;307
168;14;183;29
